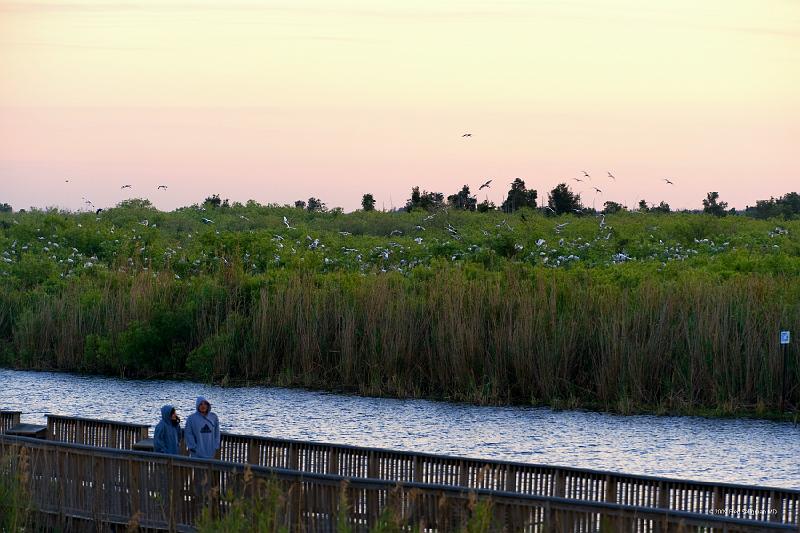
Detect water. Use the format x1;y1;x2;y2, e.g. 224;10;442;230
1;369;798;489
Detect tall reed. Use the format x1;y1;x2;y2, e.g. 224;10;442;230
2;267;798;415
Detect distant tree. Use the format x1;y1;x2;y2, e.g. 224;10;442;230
501;178;538;213
405;186;444;211
0;203;12;213
638;199;649;213
361;193;376;211
602;201;625;214
547;183;582;215
477;199;495;213
116;198;154;209
651;201;671;214
306;197;326;212
702;192;728;217
294;200;306;209
780;192;800;215
447;185;477;211
745;192;799;219
203;194;222;209
409;186;421;208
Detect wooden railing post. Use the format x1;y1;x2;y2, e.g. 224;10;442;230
770;490;782;523
505;466;517;493
553;470;565;498
658;481;669;509
129;457;140;518
605;474;617;504
459;460;469;487
328;447;339;475
413;455;423;483
712;485;722;515
248;437;259;465
367;450;378;479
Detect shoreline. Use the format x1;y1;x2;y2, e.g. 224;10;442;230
3;365;797;423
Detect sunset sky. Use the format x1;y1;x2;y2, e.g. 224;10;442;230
1;0;798;212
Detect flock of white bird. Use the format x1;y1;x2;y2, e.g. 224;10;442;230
0;201;793;281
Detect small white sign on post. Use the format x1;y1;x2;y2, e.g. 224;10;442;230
780;331;790;345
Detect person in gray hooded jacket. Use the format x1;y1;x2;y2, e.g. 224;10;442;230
184;396;220;459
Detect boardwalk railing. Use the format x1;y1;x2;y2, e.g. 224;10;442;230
46;414;149;450
216;432;800;528
1;434;794;533
39;415;800;528
0;410;21;434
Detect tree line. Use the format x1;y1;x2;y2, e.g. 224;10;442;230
4;186;800;220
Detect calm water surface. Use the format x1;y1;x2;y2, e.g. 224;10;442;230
1;369;798;489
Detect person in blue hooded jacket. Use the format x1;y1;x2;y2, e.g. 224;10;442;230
184;396;220;459
153;404;184;454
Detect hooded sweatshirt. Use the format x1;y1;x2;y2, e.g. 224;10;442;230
184;396;220;459
153;404;184;454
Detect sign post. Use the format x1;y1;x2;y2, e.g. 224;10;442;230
780;331;790;412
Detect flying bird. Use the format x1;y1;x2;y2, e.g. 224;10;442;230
201;217;214;224
663;178;674;185
157;185;168;190
283;216;294;229
462;133;472;137
544;205;556;214
593;187;602;193
608;172;616;180
121;184;132;189
479;179;492;190
65;179;70;183
582;171;590;178
573;178;583;182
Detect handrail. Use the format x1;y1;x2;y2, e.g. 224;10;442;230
32;414;800;527
215;431;800;526
46;413;151;429
1;434;793;532
46;413;149;449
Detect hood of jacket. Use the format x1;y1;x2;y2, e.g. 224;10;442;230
160;404;175;424
195;396;211;412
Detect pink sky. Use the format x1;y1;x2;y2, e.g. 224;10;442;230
1;0;798;212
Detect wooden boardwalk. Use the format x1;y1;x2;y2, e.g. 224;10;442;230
2;412;799;531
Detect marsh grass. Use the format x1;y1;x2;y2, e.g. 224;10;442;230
0;446;34;532
1;266;798;417
195;469;494;533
